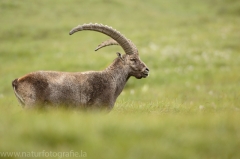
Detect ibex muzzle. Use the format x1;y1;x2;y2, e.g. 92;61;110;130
12;23;149;110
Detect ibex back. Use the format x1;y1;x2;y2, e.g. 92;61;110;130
12;23;149;110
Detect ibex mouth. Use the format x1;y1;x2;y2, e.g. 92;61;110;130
142;73;149;78
142;72;149;78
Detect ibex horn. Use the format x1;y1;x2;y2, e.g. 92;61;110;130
69;23;138;55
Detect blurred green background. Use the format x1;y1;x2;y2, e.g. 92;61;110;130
0;0;240;158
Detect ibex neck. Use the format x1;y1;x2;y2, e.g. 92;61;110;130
104;58;130;96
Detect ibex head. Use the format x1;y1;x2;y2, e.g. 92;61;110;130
75;24;150;79
115;52;149;79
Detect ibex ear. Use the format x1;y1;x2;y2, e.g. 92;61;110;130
116;52;124;61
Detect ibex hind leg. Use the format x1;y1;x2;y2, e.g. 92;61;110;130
12;79;36;108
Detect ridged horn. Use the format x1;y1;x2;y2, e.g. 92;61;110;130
95;39;119;51
69;23;138;55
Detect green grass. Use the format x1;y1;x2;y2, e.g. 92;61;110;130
0;0;240;158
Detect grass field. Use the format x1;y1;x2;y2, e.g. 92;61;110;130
0;0;240;158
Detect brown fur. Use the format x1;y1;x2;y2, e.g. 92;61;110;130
12;54;149;110
12;23;150;110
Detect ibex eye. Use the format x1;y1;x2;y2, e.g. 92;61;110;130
130;58;136;62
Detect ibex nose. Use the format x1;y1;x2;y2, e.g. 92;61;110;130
143;67;150;77
145;68;149;73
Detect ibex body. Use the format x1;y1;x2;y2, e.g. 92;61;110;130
12;23;149;110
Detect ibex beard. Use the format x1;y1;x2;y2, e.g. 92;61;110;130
12;23;149;111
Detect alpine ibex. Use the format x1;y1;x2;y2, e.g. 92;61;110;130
12;23;149;110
